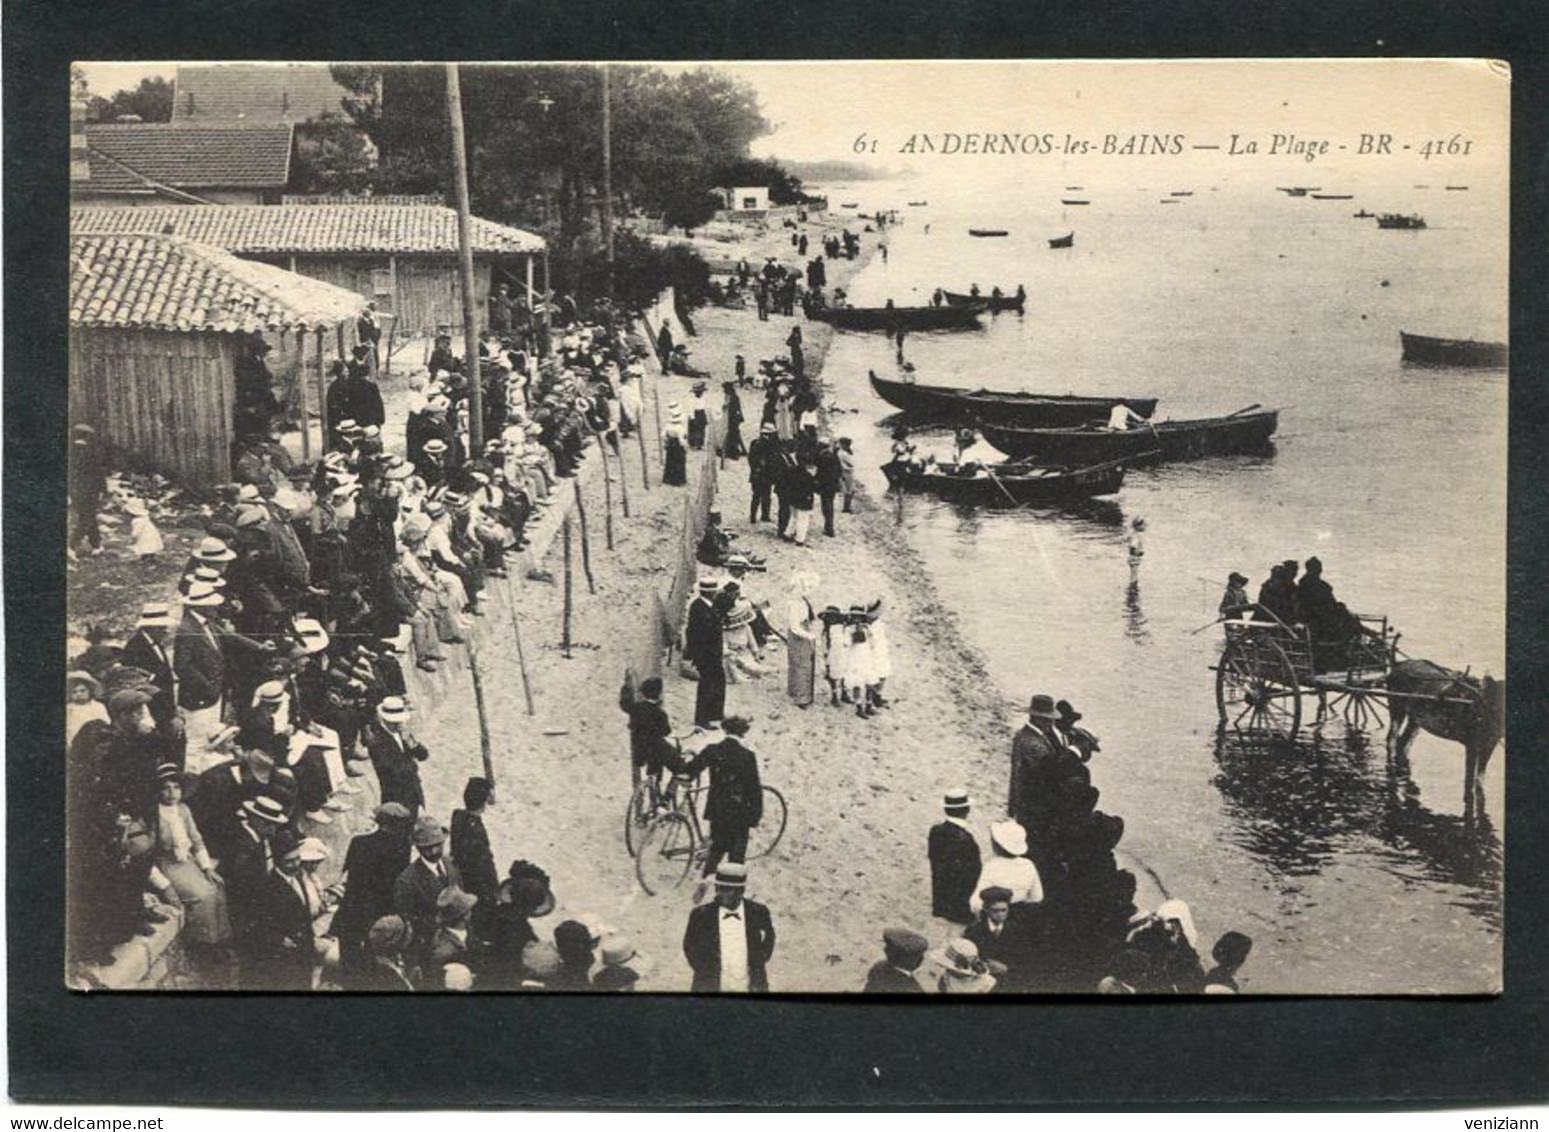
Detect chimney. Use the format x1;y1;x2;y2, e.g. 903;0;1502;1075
70;88;89;184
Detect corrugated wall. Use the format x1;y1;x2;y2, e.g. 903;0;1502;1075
69;328;235;486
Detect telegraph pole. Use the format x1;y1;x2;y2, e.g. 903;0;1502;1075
601;65;615;299
446;63;484;450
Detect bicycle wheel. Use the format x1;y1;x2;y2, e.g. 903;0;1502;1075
635;812;697;895
623;777;658;859
746;786;788;860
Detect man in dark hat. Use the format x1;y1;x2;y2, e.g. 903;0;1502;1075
333;802;414;974
1256;563;1296;626
684;579;729;729
682;862;776;993
863;928;928;993
746;423;780;525
450;777;498;907
1220;571;1252;617
1055;701;1101;763
622;676;680;793
1009;694;1081;881
394;816;463;967
682;716;764;878
928;788;981;924
1297;556;1360;645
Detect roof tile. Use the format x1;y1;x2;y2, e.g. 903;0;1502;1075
84;124;294;191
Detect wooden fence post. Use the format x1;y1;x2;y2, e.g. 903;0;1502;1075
561;516;574;659
573;478;597;594
507;580;536;715
593;428;616;550
466;637;496;788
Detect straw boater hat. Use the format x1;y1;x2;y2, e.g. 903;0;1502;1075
714;862;748;888
294;617;330;655
928;938;996;993
242;795;289;825
137;602;173;629
336;419;361;437
235;506;267;529
182;582;225;608
989;819;1029;857
377;696;412;725
298;837;331;864
943;787;971;815
67;670;103;697
193;537;236;563
252;680;287;708
184;566;227;589
412;816;447;848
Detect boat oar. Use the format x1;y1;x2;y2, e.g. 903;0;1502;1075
982;464;1024;508
1223;403;1263;418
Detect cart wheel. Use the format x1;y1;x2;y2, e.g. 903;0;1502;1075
623;777;657;859
1216;633;1303;737
635;813;696;895
746;786;789;860
1337;686;1389;732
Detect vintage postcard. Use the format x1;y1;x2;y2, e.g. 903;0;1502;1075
65;59;1506;996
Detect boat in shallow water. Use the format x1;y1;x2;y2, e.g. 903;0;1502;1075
940;289;1026;312
869;371;1156;427
881;456;1128;504
810;303;985;332
980;408;1280;465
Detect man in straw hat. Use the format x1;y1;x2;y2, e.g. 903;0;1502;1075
863;928;928;993
368;697;430;819
682;862;776;993
121;603;179;730
684;578;729;729
174;582;271;774
928;788;982;924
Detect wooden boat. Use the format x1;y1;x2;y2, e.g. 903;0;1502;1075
968;228;1009;237
1445;185;1469;191
810;303;985;332
1281;187;1310;197
1353;209;1375;218
907;200;929;206
1159;199;1180;205
980;408;1280;465
1170;190;1194;197
941;289;1026;312
839;202;859;209
881;456;1128;505
1061;199;1090;206
1049;232;1074;249
1399;331;1507;368
868;371;1157;427
1065;186;1084;191
1311;193;1353;200
1377;213;1426;229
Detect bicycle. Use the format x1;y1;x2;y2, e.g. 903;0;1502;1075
633;775;788;895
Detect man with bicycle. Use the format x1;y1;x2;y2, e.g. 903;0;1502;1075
680;716;763;879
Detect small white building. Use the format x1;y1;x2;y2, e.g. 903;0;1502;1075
721;185;771;214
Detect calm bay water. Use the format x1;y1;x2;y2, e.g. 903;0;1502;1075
814;172;1506;993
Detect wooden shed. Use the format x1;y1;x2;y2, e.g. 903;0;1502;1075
70;203;547;342
69;233;366;485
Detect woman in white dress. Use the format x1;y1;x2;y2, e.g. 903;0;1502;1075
784;571;821;707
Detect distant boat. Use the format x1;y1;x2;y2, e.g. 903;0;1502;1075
840;202;859;209
1353;209;1375;218
941;289;1026;312
980;409;1280;465
1400;331;1507;368
810;303;985;332
1376;213;1427;230
1049;232;1074;249
907;200;929;206
1061;199;1090;206
968;228;1009;238
1311;193;1353;200
1414;184;1431;189
1065;185;1084;191
1281;187;1310;197
1158;199;1180;205
868;371;1156;428
1445;185;1469;191
1169;190;1194;197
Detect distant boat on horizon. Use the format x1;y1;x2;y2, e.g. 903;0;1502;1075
1311;193;1353;200
1445;185;1469;191
1158;199;1180;205
969;228;1009;238
1376;213;1427;230
1061;198;1090;206
1353;209;1375;218
1065;185;1084;191
1169;190;1194;197
1049;232;1074;249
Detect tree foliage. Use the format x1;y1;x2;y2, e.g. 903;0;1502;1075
288;113;377;195
85;76;174;123
713;156;808;205
329;64;776;298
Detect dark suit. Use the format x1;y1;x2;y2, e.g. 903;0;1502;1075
863;961;924;993
333;828;412;963
367;725;429;817
928;819;982;924
1009;723;1070;872
121;630;177;725
746;435;779;523
964;905;1046;992
450;809;498;902
684;597;726;728
249;870;319;990
683;737;762;872
393;856;462;962
173;611;226;711
190;760;254;869
683;899;775;993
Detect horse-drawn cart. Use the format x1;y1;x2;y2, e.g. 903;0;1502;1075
1213;612;1399;736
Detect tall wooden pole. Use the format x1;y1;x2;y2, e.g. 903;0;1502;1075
593;427;616;548
601;65;615;300
573;478;597;594
561;516;574;658
295;328;312;462
446;63;484;452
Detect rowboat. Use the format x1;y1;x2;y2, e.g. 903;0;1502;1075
1280;187;1310;197
1399;331;1507;368
1376;213;1426;229
1061;199;1090;206
810;303;985;332
1311;193;1353;200
1159;199;1180;205
1353;209;1375;218
941;289;1026;312
969;228;1009;237
1049;232;1074;249
980;408;1280;465
907;200;929;206
881;456;1128;505
1170;191;1194;197
868;371;1157;427
840;202;859;208
1445;185;1469;191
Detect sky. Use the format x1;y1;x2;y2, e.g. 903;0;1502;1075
77;59;1508;193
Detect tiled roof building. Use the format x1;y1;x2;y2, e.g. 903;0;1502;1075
83;124;295;195
171;63;355;124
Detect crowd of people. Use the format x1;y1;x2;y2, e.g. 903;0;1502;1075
65;308;667;990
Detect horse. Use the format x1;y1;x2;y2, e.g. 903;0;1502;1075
1386;659;1504;821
